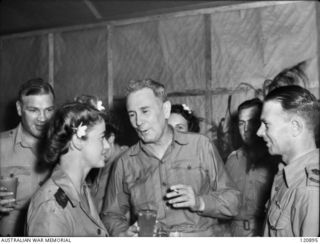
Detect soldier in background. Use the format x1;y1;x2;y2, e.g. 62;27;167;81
0;78;55;236
225;98;277;236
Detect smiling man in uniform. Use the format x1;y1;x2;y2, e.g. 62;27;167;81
257;85;319;236
0;78;55;236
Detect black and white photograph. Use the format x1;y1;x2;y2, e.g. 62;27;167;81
0;0;319;241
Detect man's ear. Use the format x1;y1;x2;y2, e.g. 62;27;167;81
163;100;171;119
16;101;22;117
291;116;304;137
70;134;84;151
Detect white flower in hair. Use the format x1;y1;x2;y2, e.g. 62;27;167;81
76;122;87;138
182;104;192;114
96;100;105;111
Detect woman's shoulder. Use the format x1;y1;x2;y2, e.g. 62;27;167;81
31;178;59;205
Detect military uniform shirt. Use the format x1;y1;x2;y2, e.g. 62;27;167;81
0;124;49;236
102;129;240;236
225;147;277;236
27;165;108;237
264;149;319;237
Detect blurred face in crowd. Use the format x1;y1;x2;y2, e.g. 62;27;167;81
238;106;261;146
103;133;115;161
82;120;110;168
127;88;171;144
16;93;55;139
257;100;292;158
168;113;188;132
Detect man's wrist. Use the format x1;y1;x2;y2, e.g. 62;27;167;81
191;196;205;212
198;196;205;212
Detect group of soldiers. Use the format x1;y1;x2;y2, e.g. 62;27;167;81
0;77;319;237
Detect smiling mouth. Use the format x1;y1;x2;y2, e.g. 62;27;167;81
35;125;44;130
138;129;149;135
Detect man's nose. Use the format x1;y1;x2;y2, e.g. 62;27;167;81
103;138;110;150
244;122;249;132
256;124;264;137
136;114;143;126
37;110;47;122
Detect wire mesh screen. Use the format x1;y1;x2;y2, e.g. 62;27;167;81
210;1;318;90
0;35;48;131
54;27;109;106
112;14;206;96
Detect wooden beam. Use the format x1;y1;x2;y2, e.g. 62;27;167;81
204;14;213;133
48;33;54;87
83;0;103;20
107;25;114;108
316;1;320;97
112;86;258;100
0;1;301;40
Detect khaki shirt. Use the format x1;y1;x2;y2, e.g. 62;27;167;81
90;145;128;213
264;149;319;237
102;129;240;236
27;165;108;237
0;124;49;236
225;148;277;236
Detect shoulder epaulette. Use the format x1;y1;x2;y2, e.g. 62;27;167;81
54;188;70;209
306;166;320;187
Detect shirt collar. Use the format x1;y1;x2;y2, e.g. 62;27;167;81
51;164;84;207
283;149;319;188
14;123;24;146
129;125;189;156
14;123;37;149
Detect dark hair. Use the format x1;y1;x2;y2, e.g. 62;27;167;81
126;79;167;102
74;94;106;111
171;104;200;133
265;85;320;134
43;102;104;165
105;123;121;144
265;63;308;95
238;98;262;117
18;78;55;101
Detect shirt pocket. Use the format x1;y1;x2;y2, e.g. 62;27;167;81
168;158;210;193
268;201;290;236
127;172;158;212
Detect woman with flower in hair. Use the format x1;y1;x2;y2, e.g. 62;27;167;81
168;104;200;133
26;102;109;236
74;94;128;214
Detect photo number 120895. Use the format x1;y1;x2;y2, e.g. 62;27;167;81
300;238;319;243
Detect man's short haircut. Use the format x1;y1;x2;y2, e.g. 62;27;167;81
265;85;320;134
126;79;167;102
238;98;262;117
18;78;55;101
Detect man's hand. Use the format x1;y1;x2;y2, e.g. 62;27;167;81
165;184;204;212
0;187;15;213
118;222;139;237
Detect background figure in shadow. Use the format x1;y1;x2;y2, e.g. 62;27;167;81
224;98;278;236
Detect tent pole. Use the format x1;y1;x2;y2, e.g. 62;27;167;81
48;33;54;88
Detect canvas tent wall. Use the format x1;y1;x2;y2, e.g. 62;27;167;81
0;1;319;158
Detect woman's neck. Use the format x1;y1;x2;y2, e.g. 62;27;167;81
60;153;90;193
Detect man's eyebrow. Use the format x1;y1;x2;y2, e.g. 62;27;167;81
25;106;38;109
260;118;267;123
